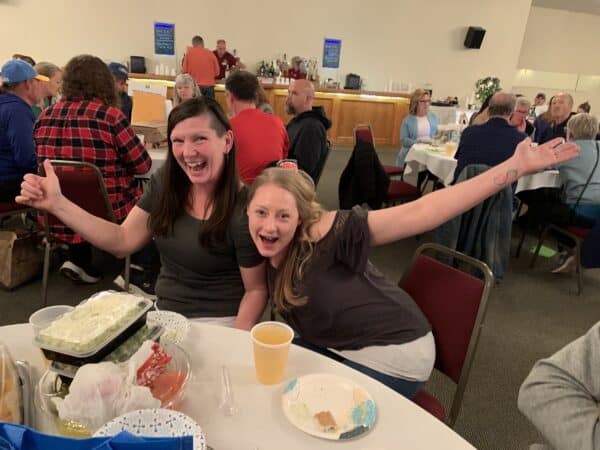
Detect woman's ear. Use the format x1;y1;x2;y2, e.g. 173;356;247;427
224;129;234;154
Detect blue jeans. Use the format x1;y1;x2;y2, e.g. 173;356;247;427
292;338;423;399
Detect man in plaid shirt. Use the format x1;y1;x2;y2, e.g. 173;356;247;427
35;54;152;284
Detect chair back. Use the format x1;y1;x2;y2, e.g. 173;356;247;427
42;160;115;230
0;202;31;220
312;140;332;187
353;124;374;146
400;243;493;426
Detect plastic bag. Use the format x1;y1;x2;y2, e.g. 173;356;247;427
54;351;161;431
0;343;22;424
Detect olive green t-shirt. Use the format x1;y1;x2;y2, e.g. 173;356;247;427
137;173;264;317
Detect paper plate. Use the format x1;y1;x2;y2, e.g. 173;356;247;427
147;310;190;345
282;373;377;440
94;408;206;450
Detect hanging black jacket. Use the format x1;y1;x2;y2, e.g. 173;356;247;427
338;140;390;210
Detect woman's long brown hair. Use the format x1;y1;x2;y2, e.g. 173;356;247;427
149;97;240;250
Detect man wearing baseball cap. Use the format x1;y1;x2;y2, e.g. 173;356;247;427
0;59;48;201
108;62;133;122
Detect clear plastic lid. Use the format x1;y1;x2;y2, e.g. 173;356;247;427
34;291;153;358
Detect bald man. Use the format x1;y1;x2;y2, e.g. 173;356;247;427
453;92;527;181
538;92;575;144
285;79;331;181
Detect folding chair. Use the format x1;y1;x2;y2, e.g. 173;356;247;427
399;243;494;427
40;160;130;306
530;223;594;295
0;202;34;226
353;124;404;177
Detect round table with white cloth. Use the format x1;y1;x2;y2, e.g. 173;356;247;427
0;322;476;450
403;143;560;194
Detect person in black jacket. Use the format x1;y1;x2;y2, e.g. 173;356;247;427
285;79;331;182
108;62;133;123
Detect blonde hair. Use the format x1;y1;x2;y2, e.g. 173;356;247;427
34;62;61;78
173;73;201;106
248;168;324;311
567;113;599;140
409;89;430;115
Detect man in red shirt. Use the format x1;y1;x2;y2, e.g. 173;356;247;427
182;35;219;98
213;39;245;80
225;71;288;184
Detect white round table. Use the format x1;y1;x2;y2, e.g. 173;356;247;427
0;323;475;450
403;143;561;194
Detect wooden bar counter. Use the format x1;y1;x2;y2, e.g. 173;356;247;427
129;73;409;147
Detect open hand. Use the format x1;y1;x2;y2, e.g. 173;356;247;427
513;137;579;176
15;159;63;212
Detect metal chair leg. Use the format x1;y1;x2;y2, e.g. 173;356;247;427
41;238;51;307
529;227;550;268
123;255;130;291
575;239;583;295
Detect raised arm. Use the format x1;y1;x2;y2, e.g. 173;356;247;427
16;159;152;257
518;322;600;450
368;137;578;246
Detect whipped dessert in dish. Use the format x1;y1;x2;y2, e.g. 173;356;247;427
36;292;151;356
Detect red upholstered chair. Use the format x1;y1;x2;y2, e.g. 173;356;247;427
40;160;130;306
384;180;422;206
399;243;494;427
353;124;404;177
529;224;592;295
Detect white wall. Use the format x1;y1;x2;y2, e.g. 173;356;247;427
0;0;532;101
514;7;600;114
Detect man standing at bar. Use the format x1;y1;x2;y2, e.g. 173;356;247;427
213;39;245;80
285;79;331;182
182;35;219;98
108;62;132;122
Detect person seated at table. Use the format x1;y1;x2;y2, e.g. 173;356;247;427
34;54;155;288
509;96;535;137
108;62;132;122
534;96;554;144
173;73;201;107
469;93;492;126
245;136;579;398
18;96;267;330
395;89;439;167
31;62;62;118
453;92;527;183
577;101;591;114
538;92;576;144
0;59;47;202
518;320;600;450
547;113;600;273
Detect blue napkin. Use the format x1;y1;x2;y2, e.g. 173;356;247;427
0;423;193;450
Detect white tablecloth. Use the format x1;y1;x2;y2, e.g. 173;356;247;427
0;322;475;450
404;144;561;194
136;148;168;180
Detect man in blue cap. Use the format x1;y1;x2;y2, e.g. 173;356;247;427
0;59;48;201
108;62;133;122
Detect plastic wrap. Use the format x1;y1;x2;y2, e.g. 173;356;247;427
0;343;22;424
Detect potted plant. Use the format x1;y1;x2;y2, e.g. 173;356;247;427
474;77;501;103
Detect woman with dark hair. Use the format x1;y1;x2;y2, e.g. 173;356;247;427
469;93;493;126
34;54;153;287
19;96;267;329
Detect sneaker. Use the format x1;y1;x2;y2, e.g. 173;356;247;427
60;260;102;284
551;255;577;274
113;268;157;299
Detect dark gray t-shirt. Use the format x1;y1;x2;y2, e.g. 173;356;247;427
138;173;263;317
275;206;431;350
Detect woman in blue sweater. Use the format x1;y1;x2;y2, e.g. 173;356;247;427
395;89;439;167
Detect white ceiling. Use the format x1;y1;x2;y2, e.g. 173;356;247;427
532;0;600;16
